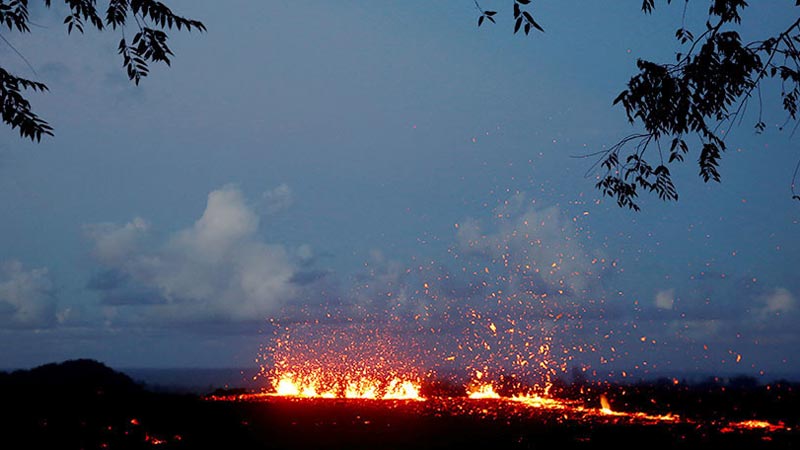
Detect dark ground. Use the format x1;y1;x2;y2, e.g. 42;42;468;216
1;359;798;449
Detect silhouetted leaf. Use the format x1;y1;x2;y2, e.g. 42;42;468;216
106;0;128;29
522;11;544;32
523;11;534;23
0;68;54;141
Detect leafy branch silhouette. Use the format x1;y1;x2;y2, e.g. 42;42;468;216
0;0;205;141
476;0;800;208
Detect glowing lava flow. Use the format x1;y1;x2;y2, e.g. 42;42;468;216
208;381;789;437
383;379;422;400
466;371;503;399
595;396;680;423
236;322;790;437
467;383;501;399
269;372;423;400
511;393;571;409
722;419;788;433
273;373;335;398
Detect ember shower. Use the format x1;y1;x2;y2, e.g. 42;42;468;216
258;195;613;392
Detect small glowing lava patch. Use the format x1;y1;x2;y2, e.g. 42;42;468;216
467;383;501;399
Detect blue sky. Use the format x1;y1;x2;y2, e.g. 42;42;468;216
0;1;798;382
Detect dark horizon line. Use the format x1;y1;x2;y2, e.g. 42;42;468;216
2;362;799;383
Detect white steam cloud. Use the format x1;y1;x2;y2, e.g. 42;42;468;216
455;198;603;298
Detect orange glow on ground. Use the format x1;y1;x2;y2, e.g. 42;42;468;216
510;393;570;409
208;385;788;437
268;372;423;400
244;323;790;439
383;379;422;400
722;419;787;433
467;383;501;399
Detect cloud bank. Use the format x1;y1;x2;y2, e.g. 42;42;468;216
0;261;56;329
85;185;299;326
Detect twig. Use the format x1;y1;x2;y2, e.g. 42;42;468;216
0;32;38;76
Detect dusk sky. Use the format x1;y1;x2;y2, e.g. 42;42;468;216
1;1;799;382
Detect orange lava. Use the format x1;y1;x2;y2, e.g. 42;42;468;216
467;383;501;399
245;324;789;437
722;419;787;433
268;372;423;400
208;383;788;437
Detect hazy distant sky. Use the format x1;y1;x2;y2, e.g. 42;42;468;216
1;1;798;381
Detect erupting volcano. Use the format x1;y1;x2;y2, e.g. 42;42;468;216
205;315;793;448
187;194;800;449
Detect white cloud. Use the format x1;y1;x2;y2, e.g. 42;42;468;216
655;288;675;310
672;318;721;335
297;244;314;263
758;287;795;318
262;183;293;214
83;216;149;265
0;260;56;329
84;185;298;324
170;186;259;262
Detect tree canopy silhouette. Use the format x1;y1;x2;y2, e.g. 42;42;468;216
4;2;799;209
476;0;800;209
0;0;204;141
